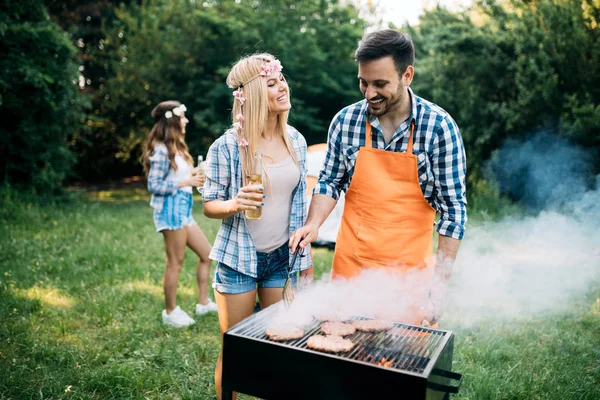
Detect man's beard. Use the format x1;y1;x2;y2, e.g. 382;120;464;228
368;88;403;116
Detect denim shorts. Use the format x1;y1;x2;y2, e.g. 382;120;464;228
153;191;197;232
213;242;297;294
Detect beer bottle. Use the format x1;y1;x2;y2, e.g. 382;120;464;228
245;152;263;220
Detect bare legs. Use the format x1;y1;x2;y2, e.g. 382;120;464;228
161;223;212;313
214;287;284;400
162;229;187;313
185;223;212;305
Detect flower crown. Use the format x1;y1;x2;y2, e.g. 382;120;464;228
164;104;187;119
232;59;283;147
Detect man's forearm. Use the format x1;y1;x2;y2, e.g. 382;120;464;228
436;234;461;278
306;194;338;229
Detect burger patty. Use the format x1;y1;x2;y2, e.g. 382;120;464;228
351;319;395;332
307;335;354;353
265;326;305;341
320;321;356;337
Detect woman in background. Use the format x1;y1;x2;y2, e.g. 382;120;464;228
203;54;313;399
142;100;217;328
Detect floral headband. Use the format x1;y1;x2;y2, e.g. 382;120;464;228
164;104;187;119
232;59;283;147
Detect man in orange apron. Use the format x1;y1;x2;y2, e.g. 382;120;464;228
290;29;467;327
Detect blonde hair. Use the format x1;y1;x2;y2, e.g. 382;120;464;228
226;53;298;186
142;100;193;176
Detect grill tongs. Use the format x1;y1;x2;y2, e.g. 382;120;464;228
283;246;304;307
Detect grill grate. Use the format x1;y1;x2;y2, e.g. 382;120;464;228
228;310;449;375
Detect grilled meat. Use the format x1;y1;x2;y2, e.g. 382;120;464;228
351;319;395;332
307;335;354;353
320;321;356;337
265;326;305;341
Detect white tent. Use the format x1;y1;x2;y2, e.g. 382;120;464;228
306;144;344;248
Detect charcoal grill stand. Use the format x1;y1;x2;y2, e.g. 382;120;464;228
221;313;462;400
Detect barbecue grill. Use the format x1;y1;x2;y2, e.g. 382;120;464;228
222;307;462;399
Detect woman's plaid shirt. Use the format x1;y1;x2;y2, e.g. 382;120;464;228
147;144;180;213
314;88;467;240
203;127;312;278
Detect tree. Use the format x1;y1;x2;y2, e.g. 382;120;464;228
0;0;87;193
407;0;600;190
74;0;368;181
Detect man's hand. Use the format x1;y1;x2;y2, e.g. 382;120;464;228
289;224;319;252
422;250;454;326
299;266;314;290
422;274;449;326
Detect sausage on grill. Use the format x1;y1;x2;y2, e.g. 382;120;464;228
307;335;354;353
320;321;356;337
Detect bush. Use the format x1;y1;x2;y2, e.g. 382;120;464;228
0;0;88;194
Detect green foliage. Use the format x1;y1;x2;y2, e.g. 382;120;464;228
0;0;88;194
408;0;600;189
71;0;367;180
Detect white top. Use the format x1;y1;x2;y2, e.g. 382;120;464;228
167;155;193;194
246;156;300;252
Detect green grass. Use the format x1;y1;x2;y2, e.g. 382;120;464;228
0;189;598;399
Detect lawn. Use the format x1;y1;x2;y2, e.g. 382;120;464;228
0;189;598;399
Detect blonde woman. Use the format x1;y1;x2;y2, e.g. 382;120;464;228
203;54;313;399
142;101;217;328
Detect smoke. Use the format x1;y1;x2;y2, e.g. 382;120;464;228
486;130;595;210
270;132;599;330
270;268;435;328
446;132;600;328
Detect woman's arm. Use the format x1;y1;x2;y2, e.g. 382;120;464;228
203;185;263;219
202;136;263;220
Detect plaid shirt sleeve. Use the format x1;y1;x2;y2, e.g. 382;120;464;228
147;144;179;196
203;136;231;202
432;117;467;240
313;111;347;201
288;128;312;272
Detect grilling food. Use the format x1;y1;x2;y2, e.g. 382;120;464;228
265;326;305;341
320;321;356;337
307;335;354;353
351;319;395;332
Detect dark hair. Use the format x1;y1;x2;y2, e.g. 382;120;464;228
355;29;414;75
141;100;192;175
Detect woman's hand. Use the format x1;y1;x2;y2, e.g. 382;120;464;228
180;174;205;188
230;184;264;213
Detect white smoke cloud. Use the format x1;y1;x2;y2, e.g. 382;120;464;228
445;208;600;328
446;132;600;328
269;133;600;331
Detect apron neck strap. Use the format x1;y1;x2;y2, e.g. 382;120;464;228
365;118;372;149
365;118;416;155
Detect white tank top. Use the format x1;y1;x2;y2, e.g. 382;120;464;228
166;155;193;194
246;156;300;252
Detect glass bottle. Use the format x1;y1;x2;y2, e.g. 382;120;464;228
197;155;205;176
245;152;263;220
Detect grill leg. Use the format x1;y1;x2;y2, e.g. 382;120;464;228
221;388;233;400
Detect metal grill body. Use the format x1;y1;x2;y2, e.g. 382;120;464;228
222;308;461;400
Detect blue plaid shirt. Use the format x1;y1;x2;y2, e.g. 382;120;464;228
203;126;312;277
314;88;467;240
147;144;180;213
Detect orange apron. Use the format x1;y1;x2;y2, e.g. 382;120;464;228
331;118;436;326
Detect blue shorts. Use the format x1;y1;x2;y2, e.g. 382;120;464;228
153;191;197;232
213;242;297;295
